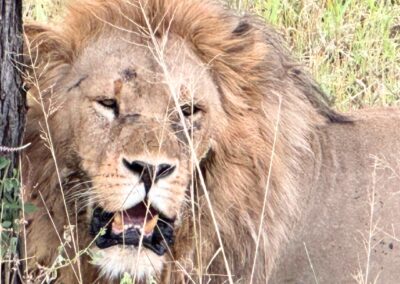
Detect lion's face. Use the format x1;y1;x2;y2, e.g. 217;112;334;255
59;36;224;278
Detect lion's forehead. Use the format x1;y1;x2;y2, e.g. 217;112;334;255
70;34;218;115
74;35;207;88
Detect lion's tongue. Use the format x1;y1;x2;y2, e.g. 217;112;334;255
111;202;158;235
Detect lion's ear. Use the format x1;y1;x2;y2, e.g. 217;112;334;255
23;23;72;89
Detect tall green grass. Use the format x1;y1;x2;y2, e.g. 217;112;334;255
231;0;400;111
23;0;66;22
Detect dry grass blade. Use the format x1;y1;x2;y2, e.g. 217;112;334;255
303;242;319;284
249;97;282;283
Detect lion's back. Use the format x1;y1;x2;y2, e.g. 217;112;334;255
271;108;400;283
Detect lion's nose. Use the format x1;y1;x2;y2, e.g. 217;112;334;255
122;159;176;192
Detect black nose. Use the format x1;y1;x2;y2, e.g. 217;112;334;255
156;163;176;179
122;159;176;192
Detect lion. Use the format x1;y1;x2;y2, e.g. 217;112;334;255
21;0;400;283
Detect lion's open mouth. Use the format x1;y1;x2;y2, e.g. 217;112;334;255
89;202;174;256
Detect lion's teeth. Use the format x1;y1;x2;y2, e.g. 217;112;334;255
112;212;123;231
112;211;158;234
144;214;159;234
114;212;122;225
111;212;124;233
124;224;134;230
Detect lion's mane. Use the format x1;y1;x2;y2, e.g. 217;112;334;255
23;0;347;282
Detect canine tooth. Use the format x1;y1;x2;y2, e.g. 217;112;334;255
144;214;159;234
112;212;124;231
113;212;122;225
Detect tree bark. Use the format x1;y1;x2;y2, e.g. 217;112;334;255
0;0;26;171
0;1;26;283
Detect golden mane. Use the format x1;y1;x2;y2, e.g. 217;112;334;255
23;0;349;282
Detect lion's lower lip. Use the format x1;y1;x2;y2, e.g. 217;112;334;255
89;205;175;256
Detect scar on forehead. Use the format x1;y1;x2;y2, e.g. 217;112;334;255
121;68;137;82
180;85;191;99
114;79;123;97
67;75;88;92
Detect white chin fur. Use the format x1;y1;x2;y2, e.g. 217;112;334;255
91;245;164;281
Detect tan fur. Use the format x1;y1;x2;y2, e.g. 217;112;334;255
21;0;400;283
270;108;400;283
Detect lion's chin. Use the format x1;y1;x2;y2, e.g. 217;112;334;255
91;245;164;280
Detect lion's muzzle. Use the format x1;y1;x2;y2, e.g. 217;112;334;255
90;202;175;256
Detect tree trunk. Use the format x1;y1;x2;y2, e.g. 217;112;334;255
0;0;26;283
0;0;26;166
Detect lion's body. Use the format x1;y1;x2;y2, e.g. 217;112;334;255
272;108;400;283
21;0;400;283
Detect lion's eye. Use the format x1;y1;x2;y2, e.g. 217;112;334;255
98;99;117;109
181;104;201;117
96;99;119;117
